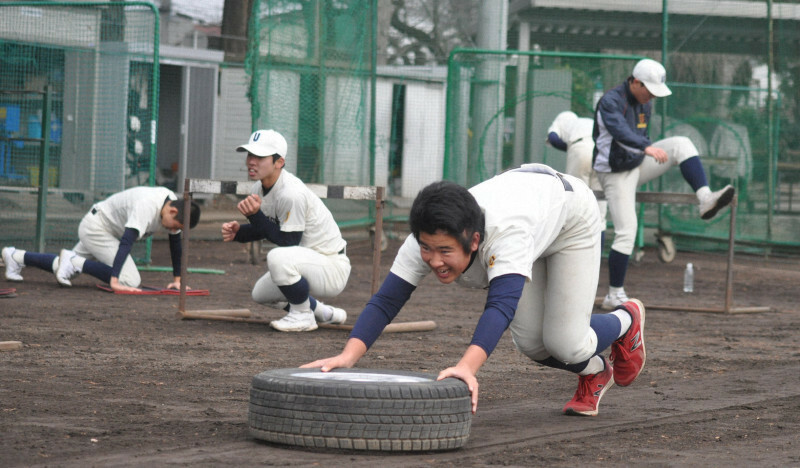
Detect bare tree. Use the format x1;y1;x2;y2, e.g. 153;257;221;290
224;0;479;66
222;0;255;62
384;0;479;65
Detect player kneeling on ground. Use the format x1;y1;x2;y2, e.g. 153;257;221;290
304;164;646;416
222;129;350;332
3;186;200;292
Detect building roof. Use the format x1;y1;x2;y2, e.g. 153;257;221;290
508;0;800;55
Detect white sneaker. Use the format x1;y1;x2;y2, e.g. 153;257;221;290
313;301;347;325
699;185;735;220
55;249;80;287
270;308;318;332
2;247;24;281
601;290;630;310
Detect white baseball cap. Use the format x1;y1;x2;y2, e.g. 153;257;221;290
236;129;288;158
632;59;672;97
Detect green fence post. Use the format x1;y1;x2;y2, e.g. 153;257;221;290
34;85;52;252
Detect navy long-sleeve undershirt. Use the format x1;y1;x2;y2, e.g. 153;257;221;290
233;210;302;246
547;131;568;151
349;271;526;357
111;228;138;278
469;273;526;356
168;232;182;277
348;272;416;349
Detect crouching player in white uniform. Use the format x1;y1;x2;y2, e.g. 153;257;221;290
3;186;200;292
304;164;647;416
546;110;608;227
222;129;351;332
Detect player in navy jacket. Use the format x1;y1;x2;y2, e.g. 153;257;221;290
592;58;735;310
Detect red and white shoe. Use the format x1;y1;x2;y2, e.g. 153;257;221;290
563;356;614;417
610;299;646;387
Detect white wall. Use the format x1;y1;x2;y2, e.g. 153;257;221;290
213;67;448;199
213;66;251;181
401;82;446;198
373;80;393;191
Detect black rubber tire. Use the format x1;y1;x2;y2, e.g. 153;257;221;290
248;368;472;451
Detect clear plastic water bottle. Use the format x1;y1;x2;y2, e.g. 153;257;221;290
683;263;694;293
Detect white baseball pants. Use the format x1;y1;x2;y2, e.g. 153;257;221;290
74;211;141;287
597;136;699;255
508;175;604;365
251;245;351;304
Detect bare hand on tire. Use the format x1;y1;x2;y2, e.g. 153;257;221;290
301;338;367;371
437;344;486;414
300;354;354;371
438;364;479;414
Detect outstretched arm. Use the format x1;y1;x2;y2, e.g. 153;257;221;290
438;273;526;413
301;272;416;370
166;232;185;290
109;227;141;292
301;337;368;371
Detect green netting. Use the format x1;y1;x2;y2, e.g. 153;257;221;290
246;0;379;227
0;2;159;260
443;1;800;254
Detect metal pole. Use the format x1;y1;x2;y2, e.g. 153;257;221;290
34;86;52;252
512;21;530;169
660;0;669;138
369;0;377;187
179;178;191;314
724;197;737;312
766;0;774;239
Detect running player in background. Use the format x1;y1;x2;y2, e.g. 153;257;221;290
304;164;647;417
593;58;735;310
3;186;200;292
221;129;350;332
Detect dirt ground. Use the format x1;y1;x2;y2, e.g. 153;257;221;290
2;222;800;467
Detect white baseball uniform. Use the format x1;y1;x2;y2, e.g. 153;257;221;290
596;135;699;255
548;111;607;224
74;186;179;287
391;164;604;364
250;170;351;304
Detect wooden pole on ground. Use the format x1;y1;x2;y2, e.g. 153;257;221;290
180;309;436;333
0;341;23;351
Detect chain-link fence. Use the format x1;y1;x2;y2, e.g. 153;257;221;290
0;2;159;259
441;1;800;255
246;0;380;228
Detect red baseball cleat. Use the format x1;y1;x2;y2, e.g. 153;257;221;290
610;298;646;387
563;356;614;417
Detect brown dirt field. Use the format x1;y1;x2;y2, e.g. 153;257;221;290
2;227;800;467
